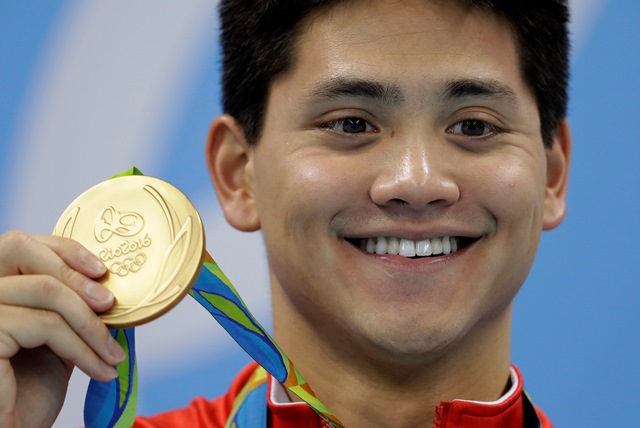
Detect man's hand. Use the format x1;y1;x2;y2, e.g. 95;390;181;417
0;231;126;428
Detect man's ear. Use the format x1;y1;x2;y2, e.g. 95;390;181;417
205;114;260;232
542;119;572;230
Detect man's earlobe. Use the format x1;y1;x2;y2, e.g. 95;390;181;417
205;114;260;232
542;119;572;230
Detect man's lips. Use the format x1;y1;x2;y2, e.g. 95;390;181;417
346;235;479;258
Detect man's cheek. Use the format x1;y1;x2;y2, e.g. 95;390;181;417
483;160;544;211
290;160;356;204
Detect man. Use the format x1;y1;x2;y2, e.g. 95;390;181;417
0;0;570;427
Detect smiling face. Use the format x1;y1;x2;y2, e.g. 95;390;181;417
210;0;569;367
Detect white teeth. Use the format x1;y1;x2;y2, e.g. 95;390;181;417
387;237;400;255
416;239;432;256
366;238;376;253
431;238;443;255
442;236;451;255
362;236;461;258
375;237;388;255
399;239;416;257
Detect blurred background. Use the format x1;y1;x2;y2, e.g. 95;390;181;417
0;1;637;426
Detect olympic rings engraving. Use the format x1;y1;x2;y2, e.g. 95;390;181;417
109;253;147;277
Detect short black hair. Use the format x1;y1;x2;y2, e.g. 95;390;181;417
219;0;569;148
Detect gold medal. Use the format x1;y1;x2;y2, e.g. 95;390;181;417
53;175;205;327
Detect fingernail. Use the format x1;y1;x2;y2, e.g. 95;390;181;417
107;337;126;363
102;362;118;380
85;280;113;305
81;249;107;276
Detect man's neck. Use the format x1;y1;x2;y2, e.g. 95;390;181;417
273;296;513;428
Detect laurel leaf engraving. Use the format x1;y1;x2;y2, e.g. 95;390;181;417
150;216;191;297
54;206;80;238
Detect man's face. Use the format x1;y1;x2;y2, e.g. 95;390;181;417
244;0;565;361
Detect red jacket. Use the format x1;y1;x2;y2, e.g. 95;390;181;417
134;363;553;427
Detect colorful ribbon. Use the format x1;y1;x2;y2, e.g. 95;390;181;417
83;168;343;428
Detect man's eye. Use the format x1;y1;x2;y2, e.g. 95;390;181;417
447;119;496;137
323;117;376;134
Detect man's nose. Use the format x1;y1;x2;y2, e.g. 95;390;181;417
369;135;460;209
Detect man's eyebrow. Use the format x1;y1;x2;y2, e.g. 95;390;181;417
305;77;403;105
442;78;518;104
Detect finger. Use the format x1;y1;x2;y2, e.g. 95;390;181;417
0;231;113;312
0;231;106;278
36;234;107;279
0;305;120;382
0;358;17;427
0;275;126;369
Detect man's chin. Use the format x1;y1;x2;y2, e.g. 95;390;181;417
357;323;468;367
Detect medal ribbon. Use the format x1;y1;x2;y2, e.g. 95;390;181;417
83;168;343;428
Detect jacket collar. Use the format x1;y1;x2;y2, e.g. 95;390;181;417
268;365;537;428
